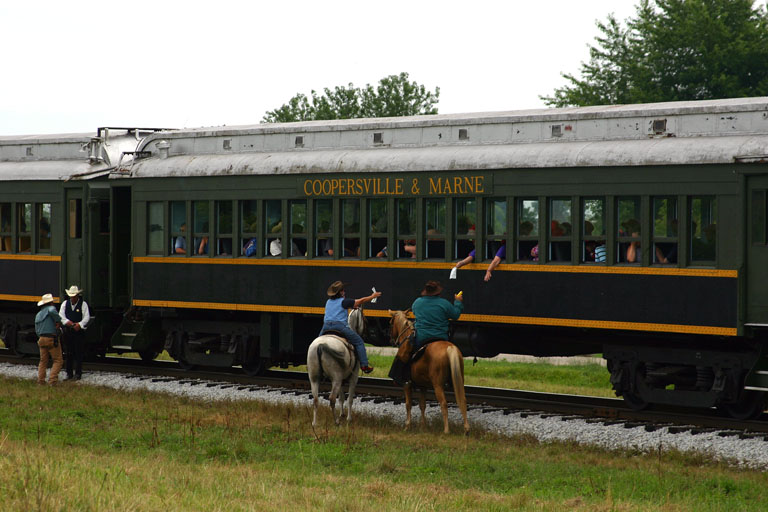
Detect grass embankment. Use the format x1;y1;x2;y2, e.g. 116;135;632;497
1;376;766;511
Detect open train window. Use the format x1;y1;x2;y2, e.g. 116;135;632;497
192;201;210;256
617;197;641;264
38;203;51;253
425;198;445;259
548;198;571;262
653;196;677;264
517;199;538;262
240;200;257;257
397;198;417;259
1;202;11;252
147;202;164;255
315;199;333;257
290;200;307;257
170;201;186;255
582;198;605;263
455;198;476;260
342;199;360;258
485;197;506;260
265;200;283;257
369;199;387;258
690;196;716;263
18;203;32;252
68;200;81;241
216;200;233;256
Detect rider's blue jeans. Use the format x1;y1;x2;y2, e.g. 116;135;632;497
320;321;369;367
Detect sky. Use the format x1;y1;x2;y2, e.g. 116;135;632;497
0;1;639;136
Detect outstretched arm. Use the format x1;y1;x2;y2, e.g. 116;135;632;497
454;254;474;269
484;256;502;282
354;291;382;309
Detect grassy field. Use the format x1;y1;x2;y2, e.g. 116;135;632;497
1;375;766;511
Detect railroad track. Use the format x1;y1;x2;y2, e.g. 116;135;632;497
2;351;767;438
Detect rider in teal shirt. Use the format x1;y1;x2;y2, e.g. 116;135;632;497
411;280;463;348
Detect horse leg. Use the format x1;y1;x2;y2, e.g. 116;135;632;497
346;372;359;424
418;390;427;429
310;377;320;428
433;384;450;434
338;386;346;421
404;383;413;430
329;379;342;426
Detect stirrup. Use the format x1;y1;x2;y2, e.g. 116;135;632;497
361;365;374;374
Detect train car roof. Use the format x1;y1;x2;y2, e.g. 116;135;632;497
0;129;144;181
118;97;768;178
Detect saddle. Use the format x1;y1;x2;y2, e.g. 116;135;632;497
321;331;358;361
388;333;442;386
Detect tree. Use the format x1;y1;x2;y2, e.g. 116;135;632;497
262;72;439;123
541;0;768;107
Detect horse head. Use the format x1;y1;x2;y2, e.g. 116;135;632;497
348;306;367;338
388;309;414;363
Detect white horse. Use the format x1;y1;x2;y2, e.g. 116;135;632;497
308;308;366;427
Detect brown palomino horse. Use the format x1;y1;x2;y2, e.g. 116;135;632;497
388;309;469;435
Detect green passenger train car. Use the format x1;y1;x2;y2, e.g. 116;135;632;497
2;98;768;418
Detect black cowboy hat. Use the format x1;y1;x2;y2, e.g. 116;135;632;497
420;280;443;296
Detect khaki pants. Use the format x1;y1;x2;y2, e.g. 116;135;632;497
38;336;63;385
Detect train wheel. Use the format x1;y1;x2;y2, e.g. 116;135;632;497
139;349;160;362
719;390;766;420
177;357;196;371
622;390;649;411
242;358;266;377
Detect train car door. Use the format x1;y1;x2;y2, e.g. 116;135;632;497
111;186;131;308
65;187;84;292
87;183;111;307
746;174;768;324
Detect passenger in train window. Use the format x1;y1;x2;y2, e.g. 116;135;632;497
319;238;333;256
403;239;417;258
196;236;209;255
269;238;302;256
452;228;476;271
1;219;10;252
594;243;606;262
483;242;506;281
376;246;388;258
621;220;641;263
174;223;187;254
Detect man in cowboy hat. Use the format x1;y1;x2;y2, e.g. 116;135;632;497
59;285;91;380
34;293;63;385
319;280;382;373
411;280;464;349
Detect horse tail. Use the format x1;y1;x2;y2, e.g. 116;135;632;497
447;345;467;414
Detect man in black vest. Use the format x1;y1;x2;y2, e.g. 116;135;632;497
59;285;91;380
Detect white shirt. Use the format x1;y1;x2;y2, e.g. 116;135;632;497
59;298;91;329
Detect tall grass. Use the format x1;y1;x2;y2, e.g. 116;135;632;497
0;376;765;511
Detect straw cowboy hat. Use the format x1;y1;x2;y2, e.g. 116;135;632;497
65;285;83;297
420;280;443;296
326;280;346;297
37;293;54;306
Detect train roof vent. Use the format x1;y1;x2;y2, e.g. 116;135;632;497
223;139;232;150
25;147;33;156
653;119;667;134
295;136;304;148
459;128;469;140
551;125;562;138
373;132;383;144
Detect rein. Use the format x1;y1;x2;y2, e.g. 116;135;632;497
391;313;414;347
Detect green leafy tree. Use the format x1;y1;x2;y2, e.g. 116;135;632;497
541;0;768;107
263;72;439;122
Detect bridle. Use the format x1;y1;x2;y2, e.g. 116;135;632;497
389;312;414;347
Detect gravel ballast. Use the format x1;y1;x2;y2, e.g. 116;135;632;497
3;362;767;471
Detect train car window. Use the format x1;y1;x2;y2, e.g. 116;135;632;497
240;200;257;257
68;199;81;240
751;190;766;245
425;198;445;259
342;199;360;258
549;198;571;262
192;201;210;256
98;201;109;235
455;198;476;259
265;200;282;256
216;200;233;256
369;199;388;258
147;202;164;255
315;199;333;257
617;197;641;264
18;203;32;252
290;200;307;257
485;197;506;260
653;196;678;264
582;198;605;263
38;203;52;253
1;203;11;252
170;201;186;255
517;199;538;261
690;196;716;263
397;198;417;259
